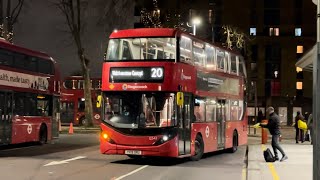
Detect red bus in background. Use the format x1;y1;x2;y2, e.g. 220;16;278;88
60;76;102;126
99;28;248;160
0;39;60;145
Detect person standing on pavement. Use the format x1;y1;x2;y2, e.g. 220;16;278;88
294;111;305;143
307;113;313;144
260;106;288;162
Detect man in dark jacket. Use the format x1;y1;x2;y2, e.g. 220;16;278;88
294;111;305;143
261;107;288;162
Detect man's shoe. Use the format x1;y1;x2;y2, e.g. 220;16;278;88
280;155;288;162
275;157;279;161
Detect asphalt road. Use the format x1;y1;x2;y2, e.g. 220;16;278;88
0;133;247;180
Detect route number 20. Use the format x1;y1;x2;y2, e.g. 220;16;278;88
151;68;163;78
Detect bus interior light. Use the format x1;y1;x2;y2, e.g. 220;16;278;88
37;95;45;99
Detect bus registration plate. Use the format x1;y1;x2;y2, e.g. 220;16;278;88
125;150;142;155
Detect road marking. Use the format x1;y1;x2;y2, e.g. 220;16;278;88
261;145;280;180
242;167;247;180
44;156;86;166
114;165;149;180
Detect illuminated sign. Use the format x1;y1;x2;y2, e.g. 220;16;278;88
110;67;164;82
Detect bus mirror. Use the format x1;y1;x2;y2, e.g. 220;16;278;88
96;95;102;108
177;92;184;106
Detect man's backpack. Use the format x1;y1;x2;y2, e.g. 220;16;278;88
263;148;276;162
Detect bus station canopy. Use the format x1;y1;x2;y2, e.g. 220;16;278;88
295;44;316;72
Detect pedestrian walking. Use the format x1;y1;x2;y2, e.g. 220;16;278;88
260;107;288;162
294;111;305;143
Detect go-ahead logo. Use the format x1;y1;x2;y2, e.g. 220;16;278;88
122;84;128;90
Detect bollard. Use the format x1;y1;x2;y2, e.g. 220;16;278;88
261;119;268;144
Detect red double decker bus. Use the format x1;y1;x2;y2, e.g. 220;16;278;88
99;28;248;160
0;39;60;145
60;76;102;126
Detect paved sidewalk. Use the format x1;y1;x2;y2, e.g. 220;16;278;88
248;126;297;140
248;136;312;180
60;126;100;134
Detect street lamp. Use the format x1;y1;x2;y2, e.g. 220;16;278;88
192;17;201;35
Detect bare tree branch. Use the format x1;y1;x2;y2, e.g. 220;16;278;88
56;0;93;127
6;0;10;22
11;0;24;24
77;0;80;33
54;1;75;35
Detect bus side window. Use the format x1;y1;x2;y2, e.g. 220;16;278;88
194;98;206;122
205;45;215;70
0;48;13;66
25;95;37;116
230;54;237;74
194;103;201;122
14;94;24;116
37;95;52;116
193;44;205;67
217;49;225;71
206;99;216;122
122;41;132;60
225;52;230;73
180;36;192;64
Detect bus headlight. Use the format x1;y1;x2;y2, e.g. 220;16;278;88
153;134;175;146
162;135;169;141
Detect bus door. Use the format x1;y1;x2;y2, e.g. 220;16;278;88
178;94;191;155
60;102;74;124
217;99;226;148
51;96;60;139
0;91;12;144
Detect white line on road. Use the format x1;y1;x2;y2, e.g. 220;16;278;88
44;156;86;166
114;165;149;180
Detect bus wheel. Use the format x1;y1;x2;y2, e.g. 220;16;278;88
190;135;204;161
229;131;238;153
79;117;87;126
39;125;47;145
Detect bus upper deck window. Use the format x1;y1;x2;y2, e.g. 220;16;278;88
121;41;132;60
217;50;225;71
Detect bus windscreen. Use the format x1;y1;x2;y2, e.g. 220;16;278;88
105;38;176;61
102;92;177;129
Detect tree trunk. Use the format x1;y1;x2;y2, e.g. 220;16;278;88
0;0;3;38
5;0;10;41
79;53;93;127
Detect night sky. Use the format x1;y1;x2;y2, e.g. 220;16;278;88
13;0;135;78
